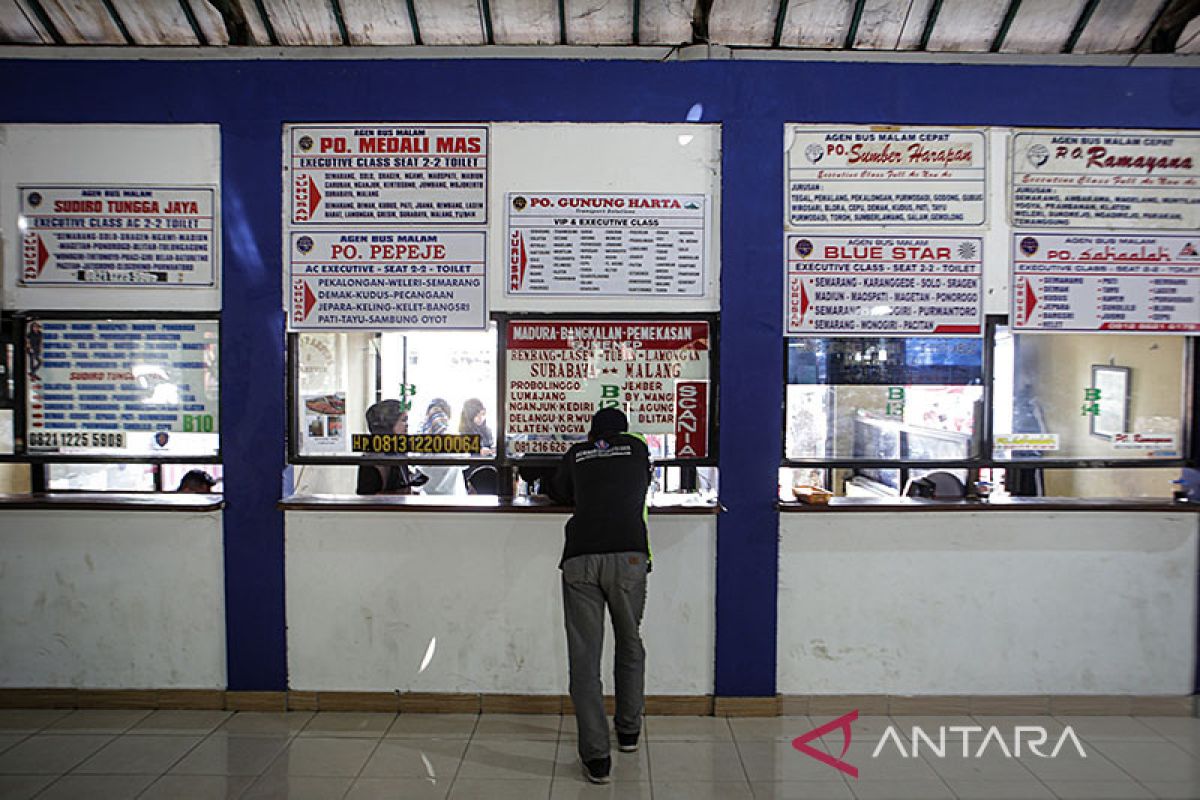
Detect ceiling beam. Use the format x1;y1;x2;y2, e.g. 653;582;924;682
405;0;422;45
693;0;714;44
558;0;566;44
178;0;209;45
844;0;866;49
1137;0;1200;53
207;0;252;45
633;0;640;45
99;0;134;44
23;0;64;44
479;0;494;45
1062;0;1100;53
328;0;350;44
990;0;1022;52
772;0;788;48
918;0;943;51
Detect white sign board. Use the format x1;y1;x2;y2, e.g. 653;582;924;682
25;318;219;456
785;235;983;336
994;433;1060;451
505;320;711;458
1012;233;1200;333
287;125;487;225
19;186;216;287
786;127;987;227
1010;130;1200;230
288;231;485;330
505;193;706;296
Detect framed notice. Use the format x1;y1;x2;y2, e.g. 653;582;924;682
1090;365;1130;440
286;124;488;225
502;316;715;462
785;235;983;336
21;315;219;458
1012;233;1200;333
288;230;486;330
1011;130;1200;230
505;193;707;296
18;185;217;287
785;126;987;228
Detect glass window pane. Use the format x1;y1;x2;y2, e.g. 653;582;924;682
47;463;155;491
26;318;219;458
161;463;223;493
294;326;498;479
786;338;983;461
992;329;1187;461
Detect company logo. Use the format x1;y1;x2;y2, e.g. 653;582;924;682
957;241;978;260
793;711;1087;779
26;191;42;208
296;235;314;254
805;143;825;163
512;195;527;211
1020;236;1039;257
298;135;314;152
795;238;814;258
1027;143;1050;167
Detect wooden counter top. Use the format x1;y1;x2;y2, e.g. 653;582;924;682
778;496;1198;513
0;492;224;512
280;493;720;514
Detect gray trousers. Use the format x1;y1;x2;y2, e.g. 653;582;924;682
561;551;648;761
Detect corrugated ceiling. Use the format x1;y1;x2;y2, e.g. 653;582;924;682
1;0;1197;55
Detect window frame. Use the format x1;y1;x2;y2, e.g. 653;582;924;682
781;315;1195;473
8;310;223;466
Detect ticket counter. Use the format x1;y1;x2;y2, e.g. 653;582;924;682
0;494;226;693
777;497;1199;710
281;496;717;705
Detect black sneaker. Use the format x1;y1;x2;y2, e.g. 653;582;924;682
617;731;639;752
582;756;611;784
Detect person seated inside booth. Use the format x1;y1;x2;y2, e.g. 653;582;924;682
356;399;428;495
177;470;217;493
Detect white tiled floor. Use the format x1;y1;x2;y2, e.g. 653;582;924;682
0;709;1197;798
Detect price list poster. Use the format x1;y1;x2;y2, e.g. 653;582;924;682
284;124;489;331
784;125;987;337
1010;128;1200;334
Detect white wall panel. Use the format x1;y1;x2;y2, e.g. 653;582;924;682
0;509;226;688
779;511;1197;694
286;511;715;694
0;124;221;312
488;123;721;313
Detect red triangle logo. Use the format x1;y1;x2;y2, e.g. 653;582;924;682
36;236;49;275
307;176;322;217
519;234;528;288
1023;279;1038;325
302;282;317;320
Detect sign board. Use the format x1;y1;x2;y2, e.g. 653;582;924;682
785;235;983;336
785;127;987;227
300;392;346;454
994;433;1060;451
288;230;485;330
25;318;219;456
505;192;706;296
19;186;216;287
1010;130;1200;230
287;125;487;225
1012;233;1200;333
504;320;712;458
1112;432;1178;454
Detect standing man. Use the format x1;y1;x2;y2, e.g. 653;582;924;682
552;407;652;784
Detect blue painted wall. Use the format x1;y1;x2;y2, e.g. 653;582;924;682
2;58;1197;694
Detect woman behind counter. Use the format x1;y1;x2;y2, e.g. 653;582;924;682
460;397;497;493
418;398;464;495
356;400;428;495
